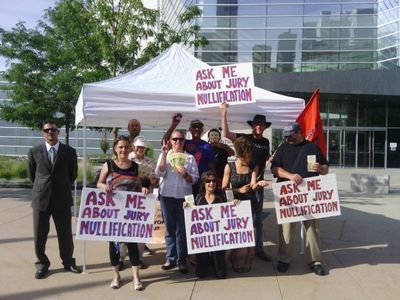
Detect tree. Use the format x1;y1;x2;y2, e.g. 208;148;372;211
0;0;207;144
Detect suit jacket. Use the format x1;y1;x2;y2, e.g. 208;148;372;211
28;142;78;211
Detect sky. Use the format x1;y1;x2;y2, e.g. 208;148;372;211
0;0;157;71
0;0;56;70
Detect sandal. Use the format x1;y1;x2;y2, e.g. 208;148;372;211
109;279;120;289
134;281;144;291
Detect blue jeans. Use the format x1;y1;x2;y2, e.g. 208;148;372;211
254;189;265;253
159;195;187;265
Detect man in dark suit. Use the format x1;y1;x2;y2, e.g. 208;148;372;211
28;121;81;279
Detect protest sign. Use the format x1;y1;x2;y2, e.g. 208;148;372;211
194;63;255;108
151;200;165;244
76;188;156;243
272;174;341;224
184;201;254;254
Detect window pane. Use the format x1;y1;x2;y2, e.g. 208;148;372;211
303;16;341;27
237;5;267;15
236;29;267;39
341;39;376;51
236;17;267;28
304;4;341;15
339;62;376;70
303;28;340;39
342;3;377;14
340;51;377;62
201;29;231;39
358;97;386;126
302;52;339;62
267;4;303;15
303;39;340;51
328;98;357;127
378;47;398;60
267;16;303;27
341;15;377;27
341;28;377;39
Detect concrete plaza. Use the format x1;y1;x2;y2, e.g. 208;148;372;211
0;167;399;300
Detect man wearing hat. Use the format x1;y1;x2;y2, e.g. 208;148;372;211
162;114;215;196
271;122;329;276
220;103;272;261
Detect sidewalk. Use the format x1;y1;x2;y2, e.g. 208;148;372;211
0;168;399;299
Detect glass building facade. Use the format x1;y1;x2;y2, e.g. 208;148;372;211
161;0;400;168
163;0;399;71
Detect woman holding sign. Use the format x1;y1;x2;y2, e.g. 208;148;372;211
222;137;268;273
97;135;148;291
156;130;199;274
184;170;228;279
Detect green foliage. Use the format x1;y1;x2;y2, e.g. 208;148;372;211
0;0;207;145
0;158;28;179
77;159;96;185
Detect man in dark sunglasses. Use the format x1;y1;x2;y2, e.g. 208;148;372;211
28;121;81;279
162;114;215;196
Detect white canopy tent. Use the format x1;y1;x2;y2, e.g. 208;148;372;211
75;43;304;130
74;43;305;271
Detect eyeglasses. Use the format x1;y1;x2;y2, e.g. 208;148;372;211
43;128;57;133
171;137;184;142
205;179;217;183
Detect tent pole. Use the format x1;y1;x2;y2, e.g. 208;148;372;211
82;120;87;274
74;129;78;219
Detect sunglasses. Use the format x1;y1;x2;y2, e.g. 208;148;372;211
205;179;217;183
43;128;57;133
171;137;184;142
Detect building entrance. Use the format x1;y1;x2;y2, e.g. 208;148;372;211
328;129;385;168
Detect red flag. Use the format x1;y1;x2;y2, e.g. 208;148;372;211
296;88;327;156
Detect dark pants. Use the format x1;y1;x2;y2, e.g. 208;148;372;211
196;250;227;279
33;206;74;267
109;242;140;267
159;195;187;265
254;189;265;253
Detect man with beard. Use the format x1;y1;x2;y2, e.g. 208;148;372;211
271;122;329;276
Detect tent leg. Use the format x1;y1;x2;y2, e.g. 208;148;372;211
82;121;87;274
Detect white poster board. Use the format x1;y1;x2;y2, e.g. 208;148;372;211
76;188;156;243
272;174;341;224
194;63;255;108
184;201;255;254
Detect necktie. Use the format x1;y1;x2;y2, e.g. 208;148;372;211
50;147;56;165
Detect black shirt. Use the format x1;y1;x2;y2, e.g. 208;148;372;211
237;133;270;179
271;140;328;182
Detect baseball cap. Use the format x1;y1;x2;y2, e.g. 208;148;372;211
133;136;147;148
283;122;301;137
190;119;204;128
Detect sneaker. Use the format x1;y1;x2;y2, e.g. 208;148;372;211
109;278;120;289
311;262;327;276
134;281;144;291
161;261;177;271
277;261;290;272
143;245;153;256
